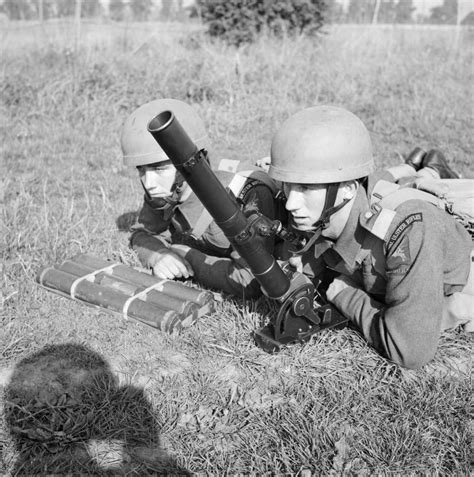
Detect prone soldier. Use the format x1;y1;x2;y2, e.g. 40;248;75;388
266;105;473;369
168;105;473;369
121;99;284;298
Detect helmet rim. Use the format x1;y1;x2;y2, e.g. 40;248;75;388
121;98;210;167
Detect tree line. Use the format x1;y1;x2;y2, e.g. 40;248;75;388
1;0;469;25
0;0;181;22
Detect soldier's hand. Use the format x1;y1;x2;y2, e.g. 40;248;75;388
288;255;303;273
150;250;194;280
326;275;358;302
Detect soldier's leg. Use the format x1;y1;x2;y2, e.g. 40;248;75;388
390;147;460;184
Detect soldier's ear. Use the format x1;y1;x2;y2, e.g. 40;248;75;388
341;180;358;200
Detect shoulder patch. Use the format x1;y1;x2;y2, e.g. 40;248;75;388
386;235;412;275
239;178;261;201
387;213;423;252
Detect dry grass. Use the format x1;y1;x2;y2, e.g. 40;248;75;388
1;22;473;475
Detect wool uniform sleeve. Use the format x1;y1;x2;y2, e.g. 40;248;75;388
332;201;449;369
183;248;263;298
129;199;173;269
180;178;279;297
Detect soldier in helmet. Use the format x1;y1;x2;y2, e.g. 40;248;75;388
121;98;283;297
266;105;473;369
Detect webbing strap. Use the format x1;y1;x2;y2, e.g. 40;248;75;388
370;208;397;240
122;279;167;320
191;173;250;239
70;264;118;299
191;209;214;240
371;180;446;211
228;173;248;195
381;188;446;210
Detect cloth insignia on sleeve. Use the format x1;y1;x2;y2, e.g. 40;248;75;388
386;235;412;275
386;213;423;252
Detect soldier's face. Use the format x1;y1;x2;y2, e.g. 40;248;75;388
137;161;176;198
283;183;327;231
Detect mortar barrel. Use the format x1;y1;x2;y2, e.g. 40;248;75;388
36;266;189;333
71;254;214;305
57;259;200;316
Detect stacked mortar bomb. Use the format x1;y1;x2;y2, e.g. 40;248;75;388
36;253;214;333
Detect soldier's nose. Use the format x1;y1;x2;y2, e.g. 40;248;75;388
142;170;155;189
285;190;300;211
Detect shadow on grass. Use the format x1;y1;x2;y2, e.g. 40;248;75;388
5;343;189;475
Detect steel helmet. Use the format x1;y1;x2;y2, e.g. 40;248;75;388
121;98;210;167
269;105;374;184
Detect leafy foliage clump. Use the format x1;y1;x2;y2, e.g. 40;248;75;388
197;0;328;46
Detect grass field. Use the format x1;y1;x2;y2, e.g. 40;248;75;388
1;21;473;474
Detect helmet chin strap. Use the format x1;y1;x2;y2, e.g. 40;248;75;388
142;153;210;209
294;183;351;255
142;170;186;210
